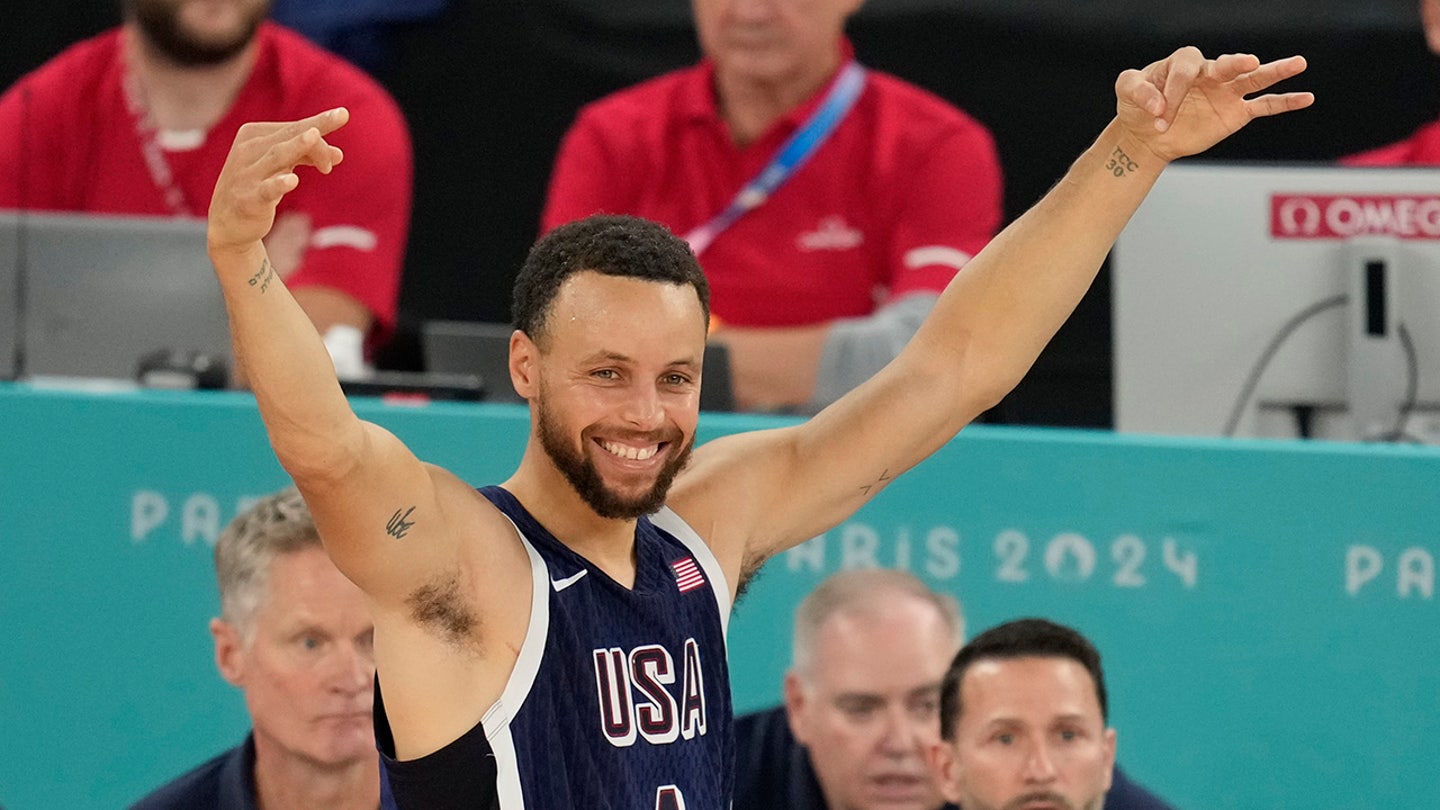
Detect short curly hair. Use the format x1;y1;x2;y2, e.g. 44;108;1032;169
513;215;710;346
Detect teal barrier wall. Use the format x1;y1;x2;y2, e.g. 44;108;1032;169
1;384;1435;809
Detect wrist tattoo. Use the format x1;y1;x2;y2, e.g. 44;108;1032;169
246;258;276;293
858;468;893;497
1105;145;1140;178
386;506;416;539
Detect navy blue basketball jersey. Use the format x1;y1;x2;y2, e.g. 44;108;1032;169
378;485;734;810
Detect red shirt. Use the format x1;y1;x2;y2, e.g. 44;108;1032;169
0;23;412;342
1343;119;1440;165
541;46;1002;328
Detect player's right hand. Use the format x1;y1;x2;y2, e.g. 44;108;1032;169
208;107;348;258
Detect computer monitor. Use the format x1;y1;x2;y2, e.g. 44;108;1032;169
0;211;231;382
1113;162;1440;442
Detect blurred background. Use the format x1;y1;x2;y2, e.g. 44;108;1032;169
9;0;1435;428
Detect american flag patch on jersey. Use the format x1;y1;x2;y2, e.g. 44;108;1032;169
670;556;706;593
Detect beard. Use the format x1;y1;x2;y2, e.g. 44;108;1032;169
535;394;693;520
127;0;270;67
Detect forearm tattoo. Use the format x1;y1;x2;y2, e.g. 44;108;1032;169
246;258;276;293
858;468;893;498
1105;145;1139;178
386;506;417;539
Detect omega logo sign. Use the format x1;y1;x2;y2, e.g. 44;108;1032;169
1271;194;1440;239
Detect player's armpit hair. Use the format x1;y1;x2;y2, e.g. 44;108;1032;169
735;552;768;604
407;574;480;650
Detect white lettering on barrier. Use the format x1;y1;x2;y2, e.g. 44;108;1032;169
1345;545;1435;600
840;523;880;569
131;490;169;542
784;523;1197;591
1162;539;1199;588
995;530;1030;583
1346;545;1383;595
128;490;265;547
788;526;962;577
925;528;961;579
1112;534;1147;588
181;495;221;546
787;536;826;573
1045;533;1097;582
1398;548;1434;600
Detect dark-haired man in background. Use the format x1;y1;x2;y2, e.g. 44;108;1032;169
929;618;1169;810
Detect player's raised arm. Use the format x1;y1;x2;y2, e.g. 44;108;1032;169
675;49;1313;571
207;108;463;602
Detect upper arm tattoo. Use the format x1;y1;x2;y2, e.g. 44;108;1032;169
858;468;894;498
386;506;417;539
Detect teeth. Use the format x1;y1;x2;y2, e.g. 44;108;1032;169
601;440;658;461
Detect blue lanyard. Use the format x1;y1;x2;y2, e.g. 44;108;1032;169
685;61;867;255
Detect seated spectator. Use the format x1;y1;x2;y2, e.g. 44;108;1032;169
733;570;1172;810
542;0;1002;413
930;618;1172;810
1345;0;1440;164
0;0;412;366
131;487;384;809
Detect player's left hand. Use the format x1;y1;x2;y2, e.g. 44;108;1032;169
1116;47;1313;163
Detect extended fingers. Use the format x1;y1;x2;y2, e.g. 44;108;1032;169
1229;54;1308;95
1244;91;1316;119
234;108;349;166
1207;52;1263;85
272;107;350;142
265;126;345;175
1224;54;1312;120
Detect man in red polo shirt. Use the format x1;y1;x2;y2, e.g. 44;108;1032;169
0;0;411;361
1346;0;1440;164
541;0;1002;412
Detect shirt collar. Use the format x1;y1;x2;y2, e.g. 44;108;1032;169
217;734;261;810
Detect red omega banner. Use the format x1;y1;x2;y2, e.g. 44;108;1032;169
1271;194;1440;239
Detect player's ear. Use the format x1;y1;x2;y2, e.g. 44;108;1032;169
510;329;539;399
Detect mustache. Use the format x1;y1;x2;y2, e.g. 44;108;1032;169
584;426;683;445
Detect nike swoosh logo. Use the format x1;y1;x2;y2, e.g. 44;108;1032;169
551;569;589;592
